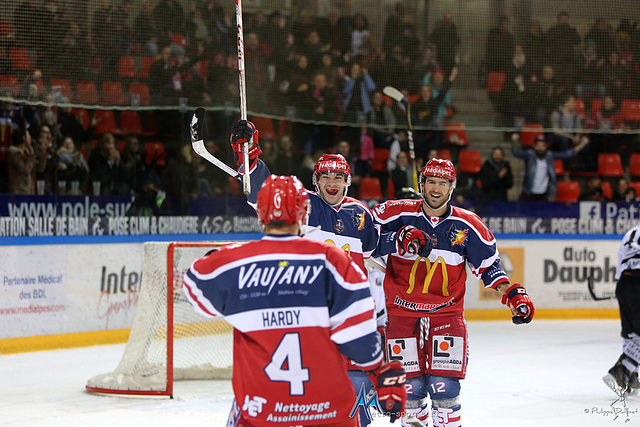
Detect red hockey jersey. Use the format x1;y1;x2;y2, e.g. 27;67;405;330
373;200;509;318
183;235;383;425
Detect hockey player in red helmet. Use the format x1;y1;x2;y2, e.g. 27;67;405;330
371;158;534;427
312;153;352;207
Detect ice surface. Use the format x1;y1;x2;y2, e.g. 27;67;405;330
1;320;637;427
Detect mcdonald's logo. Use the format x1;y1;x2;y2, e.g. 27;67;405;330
408;256;449;296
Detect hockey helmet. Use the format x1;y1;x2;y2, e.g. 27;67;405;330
257;175;310;228
312;154;352;188
420;158;457;192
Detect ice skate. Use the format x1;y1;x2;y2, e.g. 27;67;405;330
603;356;639;396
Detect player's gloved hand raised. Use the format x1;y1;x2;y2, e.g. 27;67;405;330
502;283;535;324
230;120;261;169
397;225;432;257
367;361;407;423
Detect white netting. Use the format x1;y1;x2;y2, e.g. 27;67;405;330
86;241;233;395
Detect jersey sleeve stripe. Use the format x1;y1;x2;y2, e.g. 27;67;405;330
331;316;378;345
183;275;222;318
351;352;383;371
331;309;375;335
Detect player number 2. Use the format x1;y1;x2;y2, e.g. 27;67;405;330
264;333;310;396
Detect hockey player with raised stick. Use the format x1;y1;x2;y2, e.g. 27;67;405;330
183;175;407;426
603;223;640;397
372;158;535;427
229;120;384;426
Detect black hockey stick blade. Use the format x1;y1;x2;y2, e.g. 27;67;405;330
190;108;239;178
587;276;615;301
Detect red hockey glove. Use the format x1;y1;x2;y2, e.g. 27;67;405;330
501;283;535;324
397;225;432;257
367;361;407;423
230;120;261;169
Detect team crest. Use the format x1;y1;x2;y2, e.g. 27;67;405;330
448;226;468;246
353;212;366;230
334;219;345;233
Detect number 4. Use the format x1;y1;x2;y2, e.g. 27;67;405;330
264;333;310;395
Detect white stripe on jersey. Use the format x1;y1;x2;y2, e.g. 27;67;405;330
329;297;376;335
225;306;330;333
183;275;223;318
374;210;423;224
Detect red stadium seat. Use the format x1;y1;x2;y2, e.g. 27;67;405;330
250;116;276;140
446;122;470;146
591;99;603;115
0;75;20;97
359;177;384;200
50;78;73;101
102;81;126;106
601;180;613;200
9;47;32;71
145;141;166;166
436;149;452;160
621;100;640;122
117;111;143;136
487;72;506;93
93;110;118;135
140;57;156;79
556;180;581;203
72;108;91;131
118;56;137;78
598;153;624;178
629;153;640;180
372;148;389;173
387;177;395;199
554;159;565;176
458;150;482;174
75;81;100;105
129;83;150;106
521;124;544;147
629;181;640;197
574;98;586;119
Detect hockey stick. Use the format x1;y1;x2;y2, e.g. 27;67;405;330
190;107;239;178
383;86;418;191
236;0;251;195
365;257;386;274
587;275;616;301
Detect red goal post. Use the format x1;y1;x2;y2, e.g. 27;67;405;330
86;241;237;397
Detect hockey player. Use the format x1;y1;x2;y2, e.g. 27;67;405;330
372;158;535;427
183;175;407;426
230;120;383;426
603;223;640;397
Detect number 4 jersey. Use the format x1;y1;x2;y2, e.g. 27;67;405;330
183;235;383;426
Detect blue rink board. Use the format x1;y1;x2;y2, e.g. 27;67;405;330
0;232;622;246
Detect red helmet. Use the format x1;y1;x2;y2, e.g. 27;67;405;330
257;175;309;227
420;158;457;191
312;154;352;188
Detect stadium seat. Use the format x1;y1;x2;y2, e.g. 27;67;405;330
93;110;118;135
387;177;395;199
145;141;166;166
102;81;126;106
629;153;640;180
140;57;156;79
117;111;143;136
629;181;640;196
0;75;20;97
437;148;452;160
372;148;389;173
228;175;241;196
50;78;73;101
556;180;581;203
487;72;506;93
359;177;384;200
250;116;276;140
75;81;100;105
521;124;544;147
118;56;137;79
554;159;565;176
621;100;640;122
129;83;150;106
9;47;32;71
0;20;12;38
446;122;470;146
598;153;624;178
458;150;482;174
591;99;603;115
574;98;586;119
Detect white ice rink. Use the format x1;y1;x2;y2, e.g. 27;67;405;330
1;320;638;427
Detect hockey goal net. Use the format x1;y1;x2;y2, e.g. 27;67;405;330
86;241;235;396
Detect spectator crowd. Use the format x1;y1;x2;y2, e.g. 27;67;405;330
1;1;639;213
